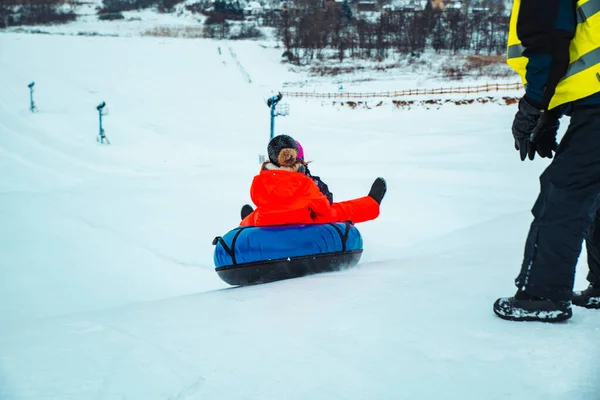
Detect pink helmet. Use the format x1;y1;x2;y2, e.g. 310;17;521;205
296;140;304;160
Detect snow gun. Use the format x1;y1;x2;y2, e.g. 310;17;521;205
96;101;110;145
28;82;37;112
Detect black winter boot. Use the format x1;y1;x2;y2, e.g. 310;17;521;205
368;177;387;205
241;204;254;220
572;284;600;309
493;289;572;322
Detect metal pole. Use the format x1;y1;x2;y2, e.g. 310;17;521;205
99;108;103;138
267;92;282;141
270;103;275;140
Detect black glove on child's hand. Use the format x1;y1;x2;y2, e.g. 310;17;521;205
512;97;560;161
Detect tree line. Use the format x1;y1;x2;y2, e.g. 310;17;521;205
0;0;509;60
274;0;509;63
0;0;76;27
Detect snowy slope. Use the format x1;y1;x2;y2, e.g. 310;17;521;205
4;9;519;94
1;32;599;400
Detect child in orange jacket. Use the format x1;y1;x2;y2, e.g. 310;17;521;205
240;134;386;227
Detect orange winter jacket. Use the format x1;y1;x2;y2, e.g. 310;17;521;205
240;169;380;227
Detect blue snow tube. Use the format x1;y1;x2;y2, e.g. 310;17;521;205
212;222;363;286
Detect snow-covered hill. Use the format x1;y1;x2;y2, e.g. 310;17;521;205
0;32;598;400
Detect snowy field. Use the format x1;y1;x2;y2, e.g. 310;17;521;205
1;32;599;399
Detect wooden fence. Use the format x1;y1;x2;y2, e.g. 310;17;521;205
281;82;524;99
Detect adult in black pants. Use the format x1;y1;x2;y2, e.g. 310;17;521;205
493;0;600;322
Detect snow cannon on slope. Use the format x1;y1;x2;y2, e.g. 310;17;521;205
212;222;363;286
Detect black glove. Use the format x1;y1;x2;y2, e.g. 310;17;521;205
512;97;560;161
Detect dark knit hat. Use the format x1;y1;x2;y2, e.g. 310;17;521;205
268;134;298;166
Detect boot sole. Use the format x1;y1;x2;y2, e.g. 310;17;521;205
493;299;573;322
572;301;600;309
494;309;572;322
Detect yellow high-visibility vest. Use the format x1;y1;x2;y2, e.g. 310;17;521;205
507;0;600;110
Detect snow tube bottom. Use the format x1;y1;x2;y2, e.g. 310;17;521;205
216;250;363;286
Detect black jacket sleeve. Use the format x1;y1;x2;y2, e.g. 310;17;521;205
516;0;576;109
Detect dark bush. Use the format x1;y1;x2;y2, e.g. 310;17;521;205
99;0;156;14
98;11;124;20
157;0;186;13
230;23;263;39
